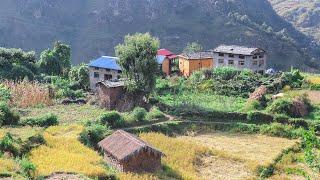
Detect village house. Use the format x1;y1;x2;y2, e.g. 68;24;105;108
212;45;267;74
178;51;214;77
98;130;165;173
156;49;177;76
96;81;125;110
88;56;122;91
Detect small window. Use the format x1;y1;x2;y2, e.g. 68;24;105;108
218;59;224;64
239;55;245;59
239;61;245;66
228;60;234;65
219;53;224;57
117;75;121;79
118;70;122;73
105;68;111;72
253;56;258;59
104;74;112;80
94;72;99;78
228;54;234;58
94;67;99;70
259;55;264;58
253;61;258;65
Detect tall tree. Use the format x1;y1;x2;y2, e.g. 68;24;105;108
38;41;71;77
115;33;159;94
183;42;203;53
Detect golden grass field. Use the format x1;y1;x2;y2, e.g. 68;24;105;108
178;132;298;180
29;125;107;178
19;104;107;124
0;157;18;175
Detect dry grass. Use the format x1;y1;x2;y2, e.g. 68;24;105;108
4;81;53;108
286;90;320;105
0;158;18;175
119;173;158;180
29;125;107;178
306;76;320;85
139;133;212;180
179;132;297;177
19;104;107;124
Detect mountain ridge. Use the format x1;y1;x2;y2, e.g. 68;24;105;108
0;0;320;71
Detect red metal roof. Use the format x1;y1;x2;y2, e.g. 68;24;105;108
157;49;177;59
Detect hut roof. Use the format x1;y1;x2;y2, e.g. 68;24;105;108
212;45;265;55
98;130;165;161
179;51;213;60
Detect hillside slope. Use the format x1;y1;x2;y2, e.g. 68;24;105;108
0;0;320;70
269;0;320;42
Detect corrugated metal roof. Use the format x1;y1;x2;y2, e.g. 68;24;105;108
213;45;265;55
156;55;166;64
88;56;121;70
98;130;164;161
179;51;213;60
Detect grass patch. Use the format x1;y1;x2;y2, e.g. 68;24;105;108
19;104;107;124
157;92;246;112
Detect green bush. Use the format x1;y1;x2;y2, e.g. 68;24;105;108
22;113;58;127
79;124;110;148
243;100;262;112
267;98;293;116
132;107;147;122
0;84;11;102
100;111;124;128
18;157;36;178
260;123;302;139
0;102;20;126
273;114;290;124
247;111;274;124
230;123;260;134
0;133;20;156
146;107;165;120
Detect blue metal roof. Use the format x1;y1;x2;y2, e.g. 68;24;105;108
88;56;121;71
156;55;166;64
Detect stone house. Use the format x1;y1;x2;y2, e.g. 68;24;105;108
88;56;122;91
156;49;177;76
96;81;125;110
98;130;165;173
178;51;214;77
212;45;267;74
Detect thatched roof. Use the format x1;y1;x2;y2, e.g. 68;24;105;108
98;130;165;161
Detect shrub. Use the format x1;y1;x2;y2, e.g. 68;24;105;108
146;107;165;120
0;84;11;102
79;124;110;148
301;129;320;172
22;113;59;127
243;100;262;112
99;111;124;128
18;157;36;178
247;111;274;124
267;98;293;116
0;133;20;156
0;102;20;126
260;123;302;139
273;114;290;124
131;107;147;122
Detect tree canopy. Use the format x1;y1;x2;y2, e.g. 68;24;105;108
115;33;159;94
38;41;71;77
183;42;203;53
0;48;37;80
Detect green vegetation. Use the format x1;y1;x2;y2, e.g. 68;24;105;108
21;113;59;127
182;42;203;53
116;33;159;94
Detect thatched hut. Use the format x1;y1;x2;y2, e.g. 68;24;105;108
98;130;165;173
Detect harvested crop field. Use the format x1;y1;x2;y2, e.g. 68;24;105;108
179;132;298;179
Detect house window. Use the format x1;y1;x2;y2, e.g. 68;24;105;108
228;54;234;58
94;67;99;70
239;55;245;59
94;72;99;78
218;53;224;57
253;61;258;65
117;75;121;79
104;74;112;80
118;70;122;73
228;60;234;65
239;61;245;66
259;55;264;58
253;56;258;59
218;59;224;64
105;68;110;72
